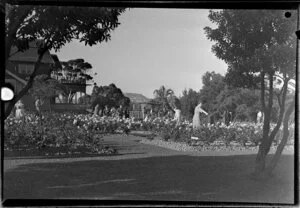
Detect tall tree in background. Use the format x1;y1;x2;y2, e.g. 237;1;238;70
198;71;226;113
51;58;94;103
205;9;296;176
180;88;200;120
4;5;126;119
91;83;130;109
153;85;175;113
215;87;260;122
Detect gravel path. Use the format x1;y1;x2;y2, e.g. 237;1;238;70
138;136;294;156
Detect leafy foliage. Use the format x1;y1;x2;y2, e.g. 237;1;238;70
78;94;92;105
4;110;294;156
6;6;126;54
215;86;261;121
153;85;175;113
91;83;130;109
51;58;94;103
4;5;126;119
4;112;117;155
204;9;296;173
198;71;226;113
204;10;296;76
179;88;201;121
51;58;94;83
28;74;62;102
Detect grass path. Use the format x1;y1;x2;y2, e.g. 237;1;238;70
3;135;294;204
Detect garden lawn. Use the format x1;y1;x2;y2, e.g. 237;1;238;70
3;135;294;204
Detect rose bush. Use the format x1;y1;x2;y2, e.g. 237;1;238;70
4;111;294;155
4;112;116;155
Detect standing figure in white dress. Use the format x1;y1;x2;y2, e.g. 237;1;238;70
35;97;43;115
192;103;208;130
257;111;264;123
173;107;182;126
171;97;182;126
15;100;25;119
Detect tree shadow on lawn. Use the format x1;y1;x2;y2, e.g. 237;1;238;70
3;154;294;204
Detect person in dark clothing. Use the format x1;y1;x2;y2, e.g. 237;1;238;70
118;105;124;119
124;109;130;118
223;110;230;126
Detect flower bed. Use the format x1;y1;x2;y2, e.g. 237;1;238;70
4;112;119;156
4;112;294;156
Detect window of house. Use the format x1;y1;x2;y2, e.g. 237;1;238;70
18;64;34;75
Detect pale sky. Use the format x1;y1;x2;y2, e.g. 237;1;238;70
52;8;228;98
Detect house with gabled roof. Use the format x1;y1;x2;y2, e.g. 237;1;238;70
5;40;55;110
124;92;161;119
6;40;92;113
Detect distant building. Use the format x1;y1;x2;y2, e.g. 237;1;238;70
124;93;160;119
5;40;91;113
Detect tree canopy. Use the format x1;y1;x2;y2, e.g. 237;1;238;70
205;9;297;175
51;58;94;84
28;74;62;102
179;88;200;120
215;86;261;121
91;83;130;109
4;5;126;119
6;5;126;59
204;9;296;97
198;71;226;113
153;85;175;113
204;10;296;81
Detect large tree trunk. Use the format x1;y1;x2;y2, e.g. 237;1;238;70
254;72;274;174
266;97;295;173
253;2;299;176
265;79;289;148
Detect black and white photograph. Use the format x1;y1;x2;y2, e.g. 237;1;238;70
2;1;297;206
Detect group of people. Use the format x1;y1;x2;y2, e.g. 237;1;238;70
14;96;265;128
147;102;236;130
142;102;209;130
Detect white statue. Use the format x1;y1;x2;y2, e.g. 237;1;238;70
35;98;42;113
173;107;182;126
93;104;100;116
257;111;264;123
15;100;25;119
192;103;208;130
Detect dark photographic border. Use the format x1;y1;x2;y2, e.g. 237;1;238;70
1;0;299;207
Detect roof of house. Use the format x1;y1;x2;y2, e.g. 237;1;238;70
8;40;55;64
124;93;150;103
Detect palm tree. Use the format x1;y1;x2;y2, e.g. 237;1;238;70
153;85;175;113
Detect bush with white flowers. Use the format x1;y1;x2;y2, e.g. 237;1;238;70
4;111;294;154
